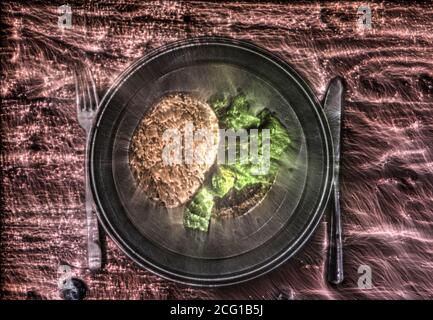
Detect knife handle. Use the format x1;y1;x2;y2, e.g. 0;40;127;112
327;184;344;285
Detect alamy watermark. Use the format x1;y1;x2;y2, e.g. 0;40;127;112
162;122;271;175
357;5;372;30
58;4;72;29
357;264;373;289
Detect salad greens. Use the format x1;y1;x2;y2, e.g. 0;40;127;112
183;187;214;232
183;93;291;232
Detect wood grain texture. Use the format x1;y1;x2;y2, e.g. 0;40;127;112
1;0;433;299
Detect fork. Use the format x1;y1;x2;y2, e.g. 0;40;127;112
74;67;102;271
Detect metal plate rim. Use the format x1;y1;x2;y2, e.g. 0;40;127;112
89;36;334;287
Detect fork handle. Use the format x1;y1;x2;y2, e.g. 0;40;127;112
85;151;102;271
327;183;344;285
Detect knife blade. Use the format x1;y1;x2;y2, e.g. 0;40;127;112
323;77;344;285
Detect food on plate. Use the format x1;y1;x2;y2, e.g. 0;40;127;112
129;91;291;233
129;93;219;208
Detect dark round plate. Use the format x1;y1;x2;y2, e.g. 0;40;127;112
89;37;333;286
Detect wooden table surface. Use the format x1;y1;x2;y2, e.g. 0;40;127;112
1;0;433;299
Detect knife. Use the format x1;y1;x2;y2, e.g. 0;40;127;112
323;77;344;285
